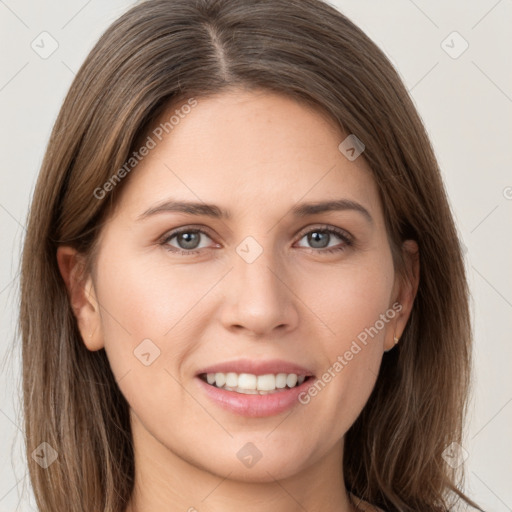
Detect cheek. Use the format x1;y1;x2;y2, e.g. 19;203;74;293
299;252;395;347
92;243;225;397
93;255;209;437
95;240;221;339
294;252;394;427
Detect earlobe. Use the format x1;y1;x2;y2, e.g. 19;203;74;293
384;240;420;352
56;246;104;351
384;334;400;353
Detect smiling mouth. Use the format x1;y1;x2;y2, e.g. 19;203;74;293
198;372;314;395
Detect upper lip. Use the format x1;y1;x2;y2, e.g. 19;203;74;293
196;358;315;377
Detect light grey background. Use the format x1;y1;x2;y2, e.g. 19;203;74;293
1;1;511;510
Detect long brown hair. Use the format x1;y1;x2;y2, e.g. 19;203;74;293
19;0;481;510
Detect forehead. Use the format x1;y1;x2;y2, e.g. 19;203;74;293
114;89;381;222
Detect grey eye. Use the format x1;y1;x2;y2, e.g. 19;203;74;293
306;231;331;248
175;232;201;249
165;230;212;251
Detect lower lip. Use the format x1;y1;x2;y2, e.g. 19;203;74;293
195;376;316;418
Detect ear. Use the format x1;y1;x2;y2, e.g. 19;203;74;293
384;239;420;352
56;246;104;351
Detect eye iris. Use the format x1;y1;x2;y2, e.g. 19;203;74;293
177;232;200;249
308;231;329;248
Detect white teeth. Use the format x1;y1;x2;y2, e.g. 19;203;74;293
225;372;238;387
257;374;276;391
214;372;226;387
275;373;287;388
238;373;257;390
232;387;258;394
286;374;298;387
204;371;309;392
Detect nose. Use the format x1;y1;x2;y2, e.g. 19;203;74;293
219;245;299;337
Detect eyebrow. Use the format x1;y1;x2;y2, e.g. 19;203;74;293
136;198;373;223
137;200;230;221
291;199;372;223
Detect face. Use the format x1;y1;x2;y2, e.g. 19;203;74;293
60;88;416;484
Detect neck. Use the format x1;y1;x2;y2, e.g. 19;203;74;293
125;412;356;512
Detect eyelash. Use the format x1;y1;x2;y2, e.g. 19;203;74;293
160;224;354;256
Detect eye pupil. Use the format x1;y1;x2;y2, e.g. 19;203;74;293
308;231;329;248
178;232;200;249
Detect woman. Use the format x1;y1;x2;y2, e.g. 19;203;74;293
19;0;483;510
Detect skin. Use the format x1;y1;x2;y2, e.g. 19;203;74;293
57;88;419;512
